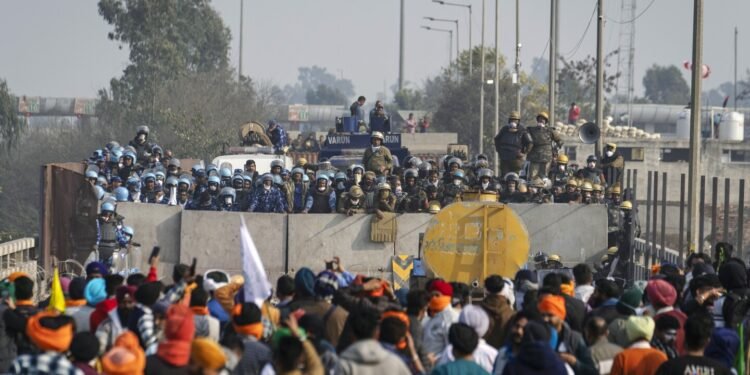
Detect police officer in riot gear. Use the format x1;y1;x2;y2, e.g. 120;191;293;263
600;143;625;186
284;168;308;213
549;154;573;187
369;182;397;217
219;187;240;211
527;111;562;179
305;175;337;214
494;111;533;176
96;202;122;265
576;155;606;185
128;126;154;164
338;186;368;215
474;168;500;194
400;169;428;213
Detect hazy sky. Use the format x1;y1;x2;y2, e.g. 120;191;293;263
1;0;748;103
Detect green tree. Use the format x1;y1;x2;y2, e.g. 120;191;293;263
393;88;425;110
0;79;23;153
421;48;548;154
305;84;347;105
97;0;231;130
556;53;620;121
284;66;355;104
642;64;690;105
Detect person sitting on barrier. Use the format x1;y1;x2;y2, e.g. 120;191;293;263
368;182;397;219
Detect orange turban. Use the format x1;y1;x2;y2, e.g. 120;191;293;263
560;281;575;297
191;338;227;370
8;272;29;282
26;312;74;353
538;294;566;320
101;331;145;375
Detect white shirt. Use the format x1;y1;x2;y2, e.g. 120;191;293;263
436;339;498;373
575;284;595;304
422;307;460;356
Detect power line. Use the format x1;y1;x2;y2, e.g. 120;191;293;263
562;2;597;59
606;0;656;24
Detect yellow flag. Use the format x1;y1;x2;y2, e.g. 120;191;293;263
48;267;65;314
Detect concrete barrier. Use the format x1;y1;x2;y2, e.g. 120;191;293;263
287;214;392;279
179;211;287;281
109;203;607;281
117;203;182;277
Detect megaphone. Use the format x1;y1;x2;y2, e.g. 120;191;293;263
578;122;600;144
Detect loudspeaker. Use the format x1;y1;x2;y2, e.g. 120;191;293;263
579;122;600;144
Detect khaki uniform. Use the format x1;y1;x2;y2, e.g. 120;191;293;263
362;146;393;175
527;126;562;179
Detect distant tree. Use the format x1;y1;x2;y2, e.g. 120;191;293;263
393;88;425;110
0;79;23;153
305;84;347;105
284;66;355;104
642;64;690;105
530;57;549;84
97;0;230;110
556;52;620;121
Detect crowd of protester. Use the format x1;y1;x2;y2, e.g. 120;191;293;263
1;244;748;374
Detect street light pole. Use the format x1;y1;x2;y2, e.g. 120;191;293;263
515;0;521;113
433;1;472;75
479;0;486;155
595;0;604;158
494;0;500;174
399;0;405;91
422;26;454;71
687;0;704;251
425;17;460;80
238;0;244;81
548;0;557;125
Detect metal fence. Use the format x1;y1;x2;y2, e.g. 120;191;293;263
631;238;680;281
625;168;747;271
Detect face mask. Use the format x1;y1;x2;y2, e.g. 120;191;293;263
337;182;345;190
153;157;159;163
559;165;566;172
453;179;462;186
118;163;124;169
264;184;271;190
395;187;402;195
318;186;326;192
224;197;233;205
606;151;614;157
209;185;217;192
371;145;380;152
538;122;545;127
350;198;360;205
138;134;146;142
509;122;518;128
482;182;490;189
529;187;538;194
588;162;596;168
354;174;362;184
156;180;163;187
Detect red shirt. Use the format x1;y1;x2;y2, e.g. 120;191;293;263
569;106;581;122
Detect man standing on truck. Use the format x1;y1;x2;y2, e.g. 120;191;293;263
362;132;393;176
267;120;288;153
350;96;366;122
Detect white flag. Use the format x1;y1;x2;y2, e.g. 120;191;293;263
240;215;272;308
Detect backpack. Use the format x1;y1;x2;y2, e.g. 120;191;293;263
722;290;750;329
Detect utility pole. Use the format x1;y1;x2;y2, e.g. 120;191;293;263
687;0;703;251
514;0;521;113
548;0;557;125
735;27;738;111
238;0;244;81
399;0;405;91
595;0;604;157
479;0;486;155
494;0;500;173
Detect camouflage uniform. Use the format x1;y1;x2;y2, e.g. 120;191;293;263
527;125;562;179
362;146;393;176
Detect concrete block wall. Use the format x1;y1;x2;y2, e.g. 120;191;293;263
115;203;607;281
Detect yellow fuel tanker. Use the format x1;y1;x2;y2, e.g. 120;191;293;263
422;201;530;285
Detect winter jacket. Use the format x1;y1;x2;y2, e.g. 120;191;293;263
556;323;598;375
422;307;460;356
501;341;569;375
287;297;348;348
0;304;16;373
481;294;515;348
339;339;411;375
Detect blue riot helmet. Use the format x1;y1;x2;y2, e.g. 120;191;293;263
270;160;284;173
121;226;134;242
96;176;108;187
101;201;115;214
272;175;283;187
334;172;347;183
105;141;120;151
165;176;178;189
151;145;163;156
452;170;466;180
234;168;243;175
261;174;274;183
85;170;98;182
191;163;203;174
220;168;232;179
242;175;252;189
291;167;305;178
302;174;310;183
206;164;219;177
110;148;123;163
219;187;237;205
208;176;220;195
154;171;166;181
123;151;136;164
178;177;192;191
114;187;130;202
231;174;244;189
126;176;141;190
94;186;106;200
315;175;330;188
168;158;181;169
